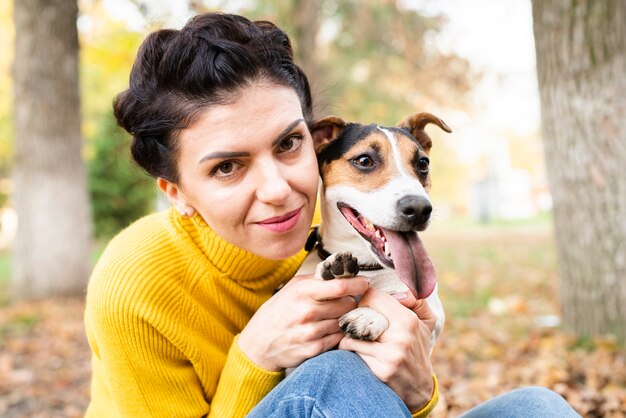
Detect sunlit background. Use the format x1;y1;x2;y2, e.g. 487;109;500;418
0;1;624;417
0;0;551;248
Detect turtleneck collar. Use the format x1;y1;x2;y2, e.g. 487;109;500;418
170;208;303;285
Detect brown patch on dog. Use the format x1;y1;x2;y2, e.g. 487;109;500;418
395;132;432;191
320;130;401;191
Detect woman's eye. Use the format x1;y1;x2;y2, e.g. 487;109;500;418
417;157;430;175
278;135;303;153
212;160;239;177
353;155;374;168
218;161;233;174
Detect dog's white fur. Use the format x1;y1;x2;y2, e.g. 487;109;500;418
297;114;450;354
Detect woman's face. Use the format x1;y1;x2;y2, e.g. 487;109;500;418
160;81;319;260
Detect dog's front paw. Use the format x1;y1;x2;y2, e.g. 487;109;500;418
317;251;360;280
339;307;389;341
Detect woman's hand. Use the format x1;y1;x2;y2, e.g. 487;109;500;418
338;287;436;412
238;274;370;372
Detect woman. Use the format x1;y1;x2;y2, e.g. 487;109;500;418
85;12;580;418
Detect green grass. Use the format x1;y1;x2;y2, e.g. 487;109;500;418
0;249;9;284
432;211;553;231
425;215;558;320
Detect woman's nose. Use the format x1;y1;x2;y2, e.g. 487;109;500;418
255;161;291;203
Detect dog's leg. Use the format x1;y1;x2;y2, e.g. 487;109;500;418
315;251;389;341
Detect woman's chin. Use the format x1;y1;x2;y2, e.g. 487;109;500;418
255;229;310;260
254;240;303;260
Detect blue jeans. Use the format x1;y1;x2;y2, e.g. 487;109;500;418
459;386;581;417
247;350;581;418
247;350;411;417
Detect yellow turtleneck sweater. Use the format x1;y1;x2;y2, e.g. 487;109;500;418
84;207;438;417
84;208;306;417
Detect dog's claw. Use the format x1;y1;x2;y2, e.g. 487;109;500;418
319;251;359;280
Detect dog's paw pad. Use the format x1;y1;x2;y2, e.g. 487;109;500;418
320;261;335;280
339;307;389;341
320;251;359;280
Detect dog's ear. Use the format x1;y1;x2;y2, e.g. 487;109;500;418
397;112;452;154
310;116;346;153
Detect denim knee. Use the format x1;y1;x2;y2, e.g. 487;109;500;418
248;350;412;418
460;386;581;418
510;387;578;413
299;350;365;377
286;350;376;394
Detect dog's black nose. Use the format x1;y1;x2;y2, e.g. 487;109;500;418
397;195;432;228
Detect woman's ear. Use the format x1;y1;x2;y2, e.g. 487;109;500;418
157;177;196;217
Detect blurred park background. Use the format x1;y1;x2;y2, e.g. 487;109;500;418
0;0;625;416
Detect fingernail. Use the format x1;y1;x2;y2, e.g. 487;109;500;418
392;292;407;300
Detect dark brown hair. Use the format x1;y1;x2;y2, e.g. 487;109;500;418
113;13;313;182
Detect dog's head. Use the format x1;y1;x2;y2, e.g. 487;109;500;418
311;112;451;299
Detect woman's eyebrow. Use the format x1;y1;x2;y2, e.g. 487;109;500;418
271;119;305;147
198;119;305;164
198;151;249;164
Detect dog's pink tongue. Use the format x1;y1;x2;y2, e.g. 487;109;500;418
382;228;436;300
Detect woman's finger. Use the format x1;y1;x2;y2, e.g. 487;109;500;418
304;318;342;339
410;300;437;333
357;287;412;320
316;295;358;320
338;335;381;356
305;276;370;301
358;287;437;333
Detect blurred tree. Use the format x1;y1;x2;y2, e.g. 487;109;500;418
189;0;474;123
79;7;144;149
532;0;626;341
315;0;473;123
78;4;157;238
0;1;13;180
89;113;155;238
12;0;92;299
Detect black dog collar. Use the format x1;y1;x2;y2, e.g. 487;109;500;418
306;226;384;271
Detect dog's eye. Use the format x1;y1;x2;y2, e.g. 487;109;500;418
417;157;430;175
352;155;374;169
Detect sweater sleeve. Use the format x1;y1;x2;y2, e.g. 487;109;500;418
86;283;216;418
209;335;284;417
87;310;280;418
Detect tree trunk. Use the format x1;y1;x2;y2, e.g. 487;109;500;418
12;0;92;300
292;0;320;85
290;0;324;116
531;0;626;341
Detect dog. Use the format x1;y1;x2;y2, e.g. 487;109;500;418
298;112;451;353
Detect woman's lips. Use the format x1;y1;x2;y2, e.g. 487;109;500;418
256;207;303;233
